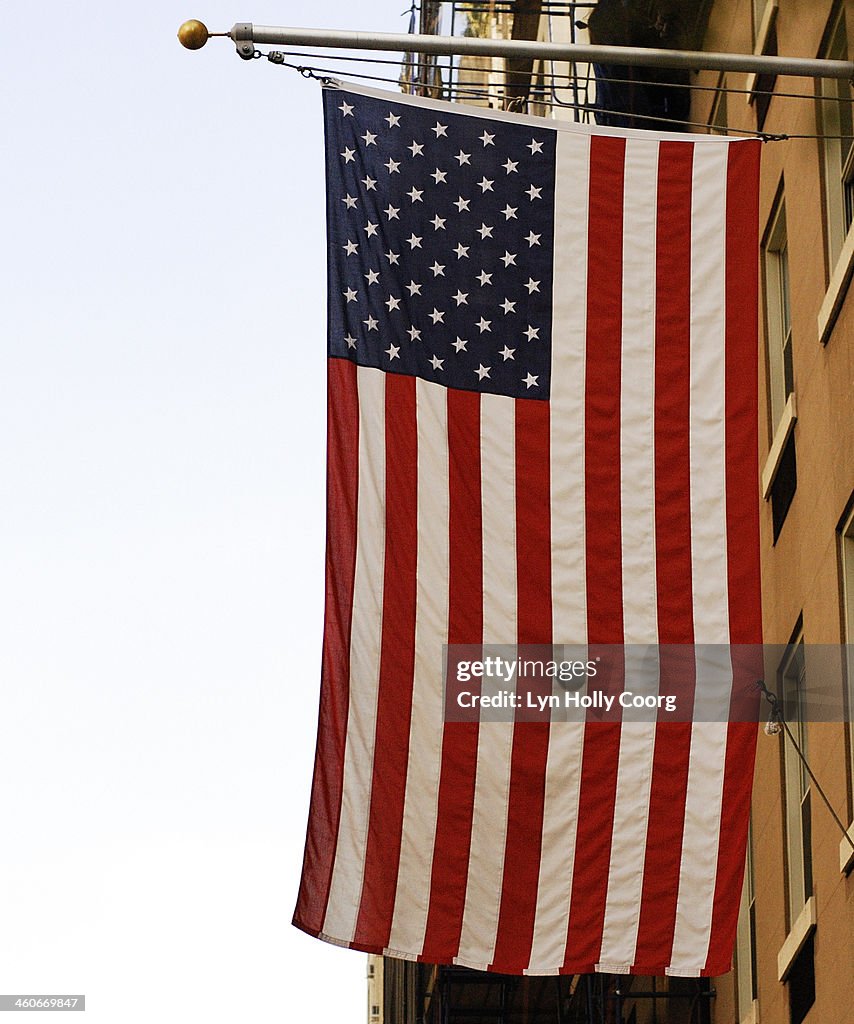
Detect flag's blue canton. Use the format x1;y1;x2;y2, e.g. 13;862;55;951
324;88;555;400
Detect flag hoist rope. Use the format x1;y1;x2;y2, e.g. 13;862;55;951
177;20;854;81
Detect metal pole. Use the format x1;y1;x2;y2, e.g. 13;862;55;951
224;23;854;79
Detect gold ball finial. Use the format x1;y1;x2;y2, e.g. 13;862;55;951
178;19;209;50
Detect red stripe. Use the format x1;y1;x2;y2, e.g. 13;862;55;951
633;140;696;972
353;374;418;950
705;139;763;974
293;357;360;936
420;388;482;963
563;134;626;971
704;722;756;975
722;140;763;649
490;399;552;972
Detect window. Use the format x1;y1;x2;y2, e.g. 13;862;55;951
752;0;773;45
779;636;812;923
764;200;794;430
762;197;797;541
788;933;815;1024
818;8;854;271
748;1;778;129
753;22;777;131
770;432;797;544
841;503;854;829
735;822;758;1021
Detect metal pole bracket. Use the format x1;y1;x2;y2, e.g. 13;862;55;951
232;22;256;60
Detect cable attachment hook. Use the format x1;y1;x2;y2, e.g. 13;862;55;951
755;679;783;735
296;64;334;84
232;22;259;60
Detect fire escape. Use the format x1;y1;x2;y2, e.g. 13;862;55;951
400;0;713;131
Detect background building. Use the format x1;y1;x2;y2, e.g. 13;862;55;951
693;2;854;1020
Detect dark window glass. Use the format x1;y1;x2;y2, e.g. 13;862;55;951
749;900;759;1001
788;933;815;1024
755;24;778;130
772;431;797;542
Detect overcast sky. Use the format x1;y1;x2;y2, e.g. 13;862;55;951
1;2;415;1019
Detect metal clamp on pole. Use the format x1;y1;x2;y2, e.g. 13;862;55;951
232;22;255;60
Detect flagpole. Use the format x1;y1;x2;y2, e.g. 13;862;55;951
177;20;854;80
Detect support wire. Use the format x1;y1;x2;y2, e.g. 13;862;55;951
260;54;853;140
757;680;854;853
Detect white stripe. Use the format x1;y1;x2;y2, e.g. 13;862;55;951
527;130;589;973
455;393;517;969
669;143;732;973
597;137;660;970
686;144;731;648
386;379;450;957
668;721;730;974
322;366;387;943
596;688;659;971
616;138;659;646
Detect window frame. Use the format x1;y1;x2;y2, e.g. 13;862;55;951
761;195;798;541
763;198;794;433
752;0;777;50
840;502;854;871
735;820;759;1022
818;6;854;272
778;634;813;924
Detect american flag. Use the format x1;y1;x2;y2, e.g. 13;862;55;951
294;82;763;977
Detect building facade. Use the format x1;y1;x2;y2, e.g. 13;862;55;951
693;2;854;1020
